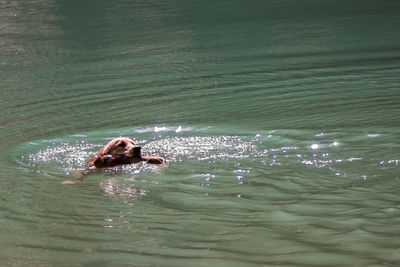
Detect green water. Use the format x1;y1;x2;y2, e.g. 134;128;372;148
1;1;400;266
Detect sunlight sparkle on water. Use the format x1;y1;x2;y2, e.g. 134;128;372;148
310;143;319;150
175;126;182;133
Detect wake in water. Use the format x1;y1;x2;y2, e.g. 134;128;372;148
18;132;269;196
24;135;268;174
14;126;398;197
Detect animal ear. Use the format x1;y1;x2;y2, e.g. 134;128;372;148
89;156;99;168
91;154;108;168
116;141;126;147
99;145;111;155
91;154;117;168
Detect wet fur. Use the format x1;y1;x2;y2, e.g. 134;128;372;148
89;137;164;168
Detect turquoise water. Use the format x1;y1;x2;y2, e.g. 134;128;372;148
1;1;400;266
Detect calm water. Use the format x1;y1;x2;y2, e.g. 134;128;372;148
1;1;400;266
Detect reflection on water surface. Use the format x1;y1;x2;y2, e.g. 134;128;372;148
1;0;400;266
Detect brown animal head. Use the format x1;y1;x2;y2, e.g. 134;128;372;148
89;137;164;168
98;137;136;157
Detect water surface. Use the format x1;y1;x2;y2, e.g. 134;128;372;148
1;1;400;266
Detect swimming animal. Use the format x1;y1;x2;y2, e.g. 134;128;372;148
88;137;164;168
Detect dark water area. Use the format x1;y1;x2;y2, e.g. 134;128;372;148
1;1;400;266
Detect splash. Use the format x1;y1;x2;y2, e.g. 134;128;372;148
18;132;270;197
144;135;266;162
14;126;394;194
19;133;268;177
27;141;98;172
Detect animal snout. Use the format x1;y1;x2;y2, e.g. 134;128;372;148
126;146;142;158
